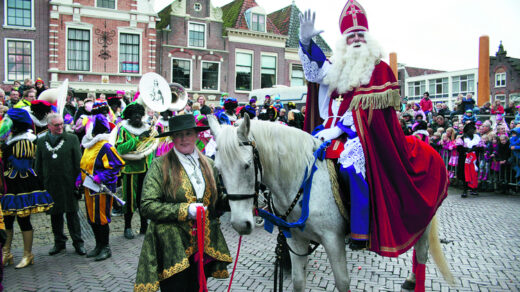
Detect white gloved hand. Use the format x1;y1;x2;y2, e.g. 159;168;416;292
299;9;324;46
188;203;207;220
314;126;343;141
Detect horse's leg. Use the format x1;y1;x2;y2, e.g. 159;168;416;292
402;223;431;292
286;236;310;292
321;234;350;292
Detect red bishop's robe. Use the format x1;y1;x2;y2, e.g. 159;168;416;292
305;61;449;257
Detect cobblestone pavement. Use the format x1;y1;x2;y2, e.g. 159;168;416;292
4;187;520;291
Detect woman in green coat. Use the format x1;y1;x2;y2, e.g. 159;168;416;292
134;114;231;292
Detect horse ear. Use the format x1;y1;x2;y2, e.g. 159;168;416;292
238;114;250;139
207;115;221;138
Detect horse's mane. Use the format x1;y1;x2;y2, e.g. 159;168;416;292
216;120;321;182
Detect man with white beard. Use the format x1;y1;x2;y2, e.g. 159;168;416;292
299;0;449;264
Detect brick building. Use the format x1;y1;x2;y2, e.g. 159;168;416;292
48;0;157;99
0;0;49;91
490;41;520;105
156;0;331;104
156;0;227;103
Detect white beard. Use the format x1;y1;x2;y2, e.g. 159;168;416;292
324;32;383;95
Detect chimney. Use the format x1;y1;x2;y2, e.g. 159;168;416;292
478;36;490;106
389;52;398;79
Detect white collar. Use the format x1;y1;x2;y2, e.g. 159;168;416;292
6;131;37;145
464;135;481;149
82;133;111;149
174;147;200;166
29;112;48;127
121;120;149;136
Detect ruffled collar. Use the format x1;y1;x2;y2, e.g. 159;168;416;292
82;133;111;149
7;131;37;145
29;112;48;127
121;120;149;136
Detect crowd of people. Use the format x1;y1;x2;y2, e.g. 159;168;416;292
399;92;520;196
0;76;309;291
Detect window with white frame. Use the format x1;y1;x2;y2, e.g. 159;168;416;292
236;52;252;91
407;80;426;100
202;62;219;91
495;95;506;102
428;78;448;98
452;74;475;96
495;72;506;87
5;39;32;82
119;33;140;73
291;64;304;86
67;28;90;71
251;13;265;32
5;0;32;28
188;23;205;48
193;3;202;11
97;0;115;9
261;55;276;88
172;58;191;89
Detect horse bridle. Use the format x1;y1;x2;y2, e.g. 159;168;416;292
225;140;262;206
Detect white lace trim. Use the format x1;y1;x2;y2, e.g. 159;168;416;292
298;47;327;83
464;135;481;149
82;133;112;149
338;137;366;179
6;132;37;145
340;110;356;132
29;112;48;127
120;120;149;136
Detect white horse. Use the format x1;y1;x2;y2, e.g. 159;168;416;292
208;115;454;292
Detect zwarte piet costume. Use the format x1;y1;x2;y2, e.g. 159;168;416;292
0;108;54;269
78;114;125;261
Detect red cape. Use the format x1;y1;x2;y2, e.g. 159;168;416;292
305;61;448;257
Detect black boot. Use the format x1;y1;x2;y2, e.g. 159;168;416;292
95;245;111;261
87;224;101;258
95;225;111;261
349;239;368;251
48;244;66;255
461;190;468;198
124;213;134;239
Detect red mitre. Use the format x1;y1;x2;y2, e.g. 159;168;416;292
339;0;369;35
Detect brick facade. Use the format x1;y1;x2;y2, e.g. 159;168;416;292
490;42;520;105
49;0;157;98
0;0;49;90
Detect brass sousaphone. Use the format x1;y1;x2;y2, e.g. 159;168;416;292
119;73;187;160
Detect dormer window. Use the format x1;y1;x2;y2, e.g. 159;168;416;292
251;14;265;32
245;7;266;33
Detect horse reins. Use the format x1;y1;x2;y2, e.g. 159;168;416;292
225;141;262;205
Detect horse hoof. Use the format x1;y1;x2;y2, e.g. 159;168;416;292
401;280;415;291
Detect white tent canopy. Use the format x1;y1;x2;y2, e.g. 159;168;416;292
248;85;307;105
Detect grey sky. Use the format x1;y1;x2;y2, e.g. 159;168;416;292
155;0;520;71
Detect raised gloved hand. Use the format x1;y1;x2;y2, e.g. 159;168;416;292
188;203;207;220
314;126;343;141
299;9;324;46
93;175;102;184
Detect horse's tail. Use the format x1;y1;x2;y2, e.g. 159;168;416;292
428;215;455;285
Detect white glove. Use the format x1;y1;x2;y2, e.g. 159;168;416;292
299;9;324;46
314;126;343;141
188;203;207;220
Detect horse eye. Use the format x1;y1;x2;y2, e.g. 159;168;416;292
244;163;250;170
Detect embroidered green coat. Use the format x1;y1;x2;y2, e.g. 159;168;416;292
115;126;153;174
134;154;232;292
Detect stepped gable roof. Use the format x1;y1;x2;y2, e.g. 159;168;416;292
405;66;445;77
269;3;331;52
490;42;520;74
221;0;281;35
